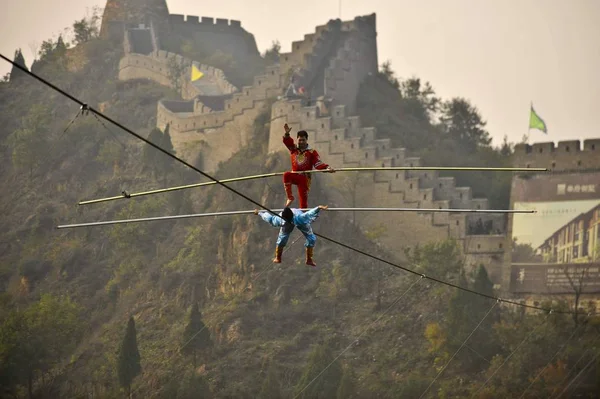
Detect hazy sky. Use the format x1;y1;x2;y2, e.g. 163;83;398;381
1;0;599;147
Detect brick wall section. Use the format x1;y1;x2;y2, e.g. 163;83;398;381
502;139;600;293
113;10;511;284
268;98;506;268
118;50;237;100
324;14;378;114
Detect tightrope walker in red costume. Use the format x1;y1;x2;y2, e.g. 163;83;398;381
282;123;335;209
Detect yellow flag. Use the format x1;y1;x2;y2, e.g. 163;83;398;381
191;64;204;82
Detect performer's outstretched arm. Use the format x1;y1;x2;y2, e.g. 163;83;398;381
255;210;284;227
312;149;335;173
295;205;328;225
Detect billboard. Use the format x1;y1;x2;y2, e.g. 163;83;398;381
511;172;600;293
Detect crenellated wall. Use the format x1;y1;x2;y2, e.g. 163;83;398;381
502;139;600;293
267;98;504;275
118;50;238;100
168;14;260;60
114;9;511;286
323;23;378;114
514;139;600;171
152;64;282;173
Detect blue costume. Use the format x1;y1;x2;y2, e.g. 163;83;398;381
258;206;322;266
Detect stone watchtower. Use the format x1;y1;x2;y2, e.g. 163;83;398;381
100;0;170;41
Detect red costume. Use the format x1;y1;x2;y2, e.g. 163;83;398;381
283;135;329;208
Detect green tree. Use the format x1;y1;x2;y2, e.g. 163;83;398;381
117;316;141;398
96;140;125;176
181;303;211;370
379;60;399;89
0;295;82;398
406;239;463;282
8;103;51;177
263;40;281;65
160;123;175;182
9;48;28;83
440;97;492;152
258;363;281;399
170;371;211;398
166;56;186;93
72;8;101;45
336;365;355;399
295;343;343;399
143;127;164;176
499;135;513;156
399;77;440;122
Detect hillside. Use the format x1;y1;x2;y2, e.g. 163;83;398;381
1;15;600;399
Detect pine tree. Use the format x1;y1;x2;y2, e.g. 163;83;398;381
295;343;343;399
9;49;28;83
117;316;141;398
181;303;211;370
336;365;355;398
258;364;281;399
160;124;175;183
143;128;163;177
161;123;174;154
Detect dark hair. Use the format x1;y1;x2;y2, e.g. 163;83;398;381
297;130;308;139
282;207;294;223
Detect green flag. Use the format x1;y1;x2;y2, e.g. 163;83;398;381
529;104;547;134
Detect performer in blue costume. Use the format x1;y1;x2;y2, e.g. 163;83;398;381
254;205;328;267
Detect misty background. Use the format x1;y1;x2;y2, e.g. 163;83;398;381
1;0;599;148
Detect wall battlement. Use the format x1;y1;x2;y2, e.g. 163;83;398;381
267;98;505;280
168;14;243;29
118;50;238;100
514;139;600;171
123;9;507;285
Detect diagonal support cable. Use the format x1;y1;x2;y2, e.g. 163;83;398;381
419;299;499;399
293;275;425;399
471;311;551;398
518;317;588;399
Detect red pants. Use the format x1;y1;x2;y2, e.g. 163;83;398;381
283;172;312;208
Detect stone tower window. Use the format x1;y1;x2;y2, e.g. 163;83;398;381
410;183;413;189
334;135;338;140
552;161;556;168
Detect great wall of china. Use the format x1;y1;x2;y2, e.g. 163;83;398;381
104;2;600;297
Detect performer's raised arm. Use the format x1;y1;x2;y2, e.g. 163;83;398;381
283;123;295;152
